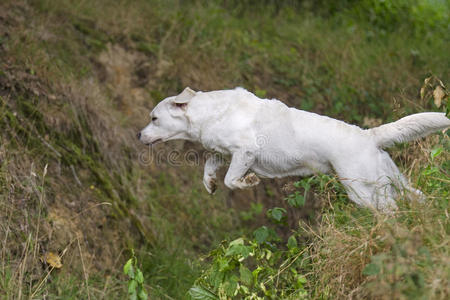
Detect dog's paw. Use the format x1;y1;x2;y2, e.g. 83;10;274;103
203;176;217;194
242;172;260;187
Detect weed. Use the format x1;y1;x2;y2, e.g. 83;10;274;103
124;250;148;300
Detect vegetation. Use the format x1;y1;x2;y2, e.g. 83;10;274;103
0;0;448;299
124;250;148;300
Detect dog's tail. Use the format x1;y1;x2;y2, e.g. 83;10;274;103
368;112;450;148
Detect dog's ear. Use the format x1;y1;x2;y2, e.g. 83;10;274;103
169;87;196;116
173;87;196;107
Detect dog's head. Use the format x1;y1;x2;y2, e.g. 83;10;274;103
138;87;196;145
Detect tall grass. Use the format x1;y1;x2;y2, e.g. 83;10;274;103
304;136;449;299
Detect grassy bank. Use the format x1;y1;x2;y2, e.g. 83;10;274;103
0;0;448;299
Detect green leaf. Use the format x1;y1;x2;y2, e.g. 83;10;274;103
239;284;250;294
223;276;238;297
287;197;296;207
252;266;263;281
211;264;225;288
229;238;245;246
136;269;144;284
217;257;231;272
431;146;443;158
301;181;311;191
188;286;219;300
128;265;135;279
239;265;253;286
138;288;148;300
287;235;297;250
295;193;305;207
225;244;251;258
268;207;286;222
129;290;137;300
265;249;272;260
363;263;380;276
286;192;306;207
254;226;269;244
297;275;307;285
124;258;133;275
128;279;138;294
264;227;281;243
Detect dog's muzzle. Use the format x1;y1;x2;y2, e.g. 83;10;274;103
136;132;141;140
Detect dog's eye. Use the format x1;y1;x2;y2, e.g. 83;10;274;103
152;117;157;122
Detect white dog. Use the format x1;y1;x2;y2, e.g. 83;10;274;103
138;87;450;211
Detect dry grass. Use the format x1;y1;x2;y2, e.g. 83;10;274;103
301;138;449;299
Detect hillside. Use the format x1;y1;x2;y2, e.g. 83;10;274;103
0;0;449;299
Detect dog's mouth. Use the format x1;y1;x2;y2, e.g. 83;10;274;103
145;138;163;146
143;133;180;146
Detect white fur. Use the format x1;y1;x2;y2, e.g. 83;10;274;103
139;87;450;212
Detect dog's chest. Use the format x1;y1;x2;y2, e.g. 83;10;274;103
199;128;250;155
201;139;231;155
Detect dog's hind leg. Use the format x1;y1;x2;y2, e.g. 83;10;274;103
224;150;260;190
333;150;399;212
390;172;426;203
375;151;426;204
203;154;225;194
340;179;398;212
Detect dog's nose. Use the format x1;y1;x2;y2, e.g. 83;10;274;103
136;132;141;140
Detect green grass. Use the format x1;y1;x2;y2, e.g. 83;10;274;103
305;145;449;299
0;0;449;299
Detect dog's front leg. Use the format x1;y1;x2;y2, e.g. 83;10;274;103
224;150;260;190
203;155;225;194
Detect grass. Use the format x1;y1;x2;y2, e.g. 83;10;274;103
0;0;449;299
305;140;449;299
